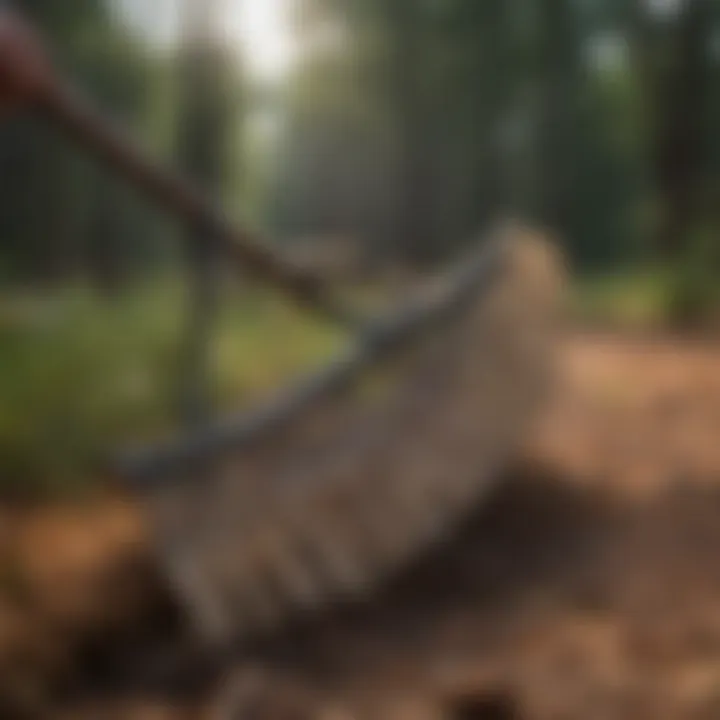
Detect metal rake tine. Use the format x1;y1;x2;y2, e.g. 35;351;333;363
312;448;456;576
210;533;304;636
296;501;378;595
227;525;325;614
261;536;327;610
227;501;370;616
226;575;287;637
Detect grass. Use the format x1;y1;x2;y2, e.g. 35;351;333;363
0;280;343;497
572;270;673;330
572;264;720;331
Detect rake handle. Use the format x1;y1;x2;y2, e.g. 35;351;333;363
0;8;358;327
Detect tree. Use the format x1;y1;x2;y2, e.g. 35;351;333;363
0;0;161;284
174;0;242;424
652;0;713;258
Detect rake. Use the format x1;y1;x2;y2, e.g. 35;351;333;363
0;10;566;647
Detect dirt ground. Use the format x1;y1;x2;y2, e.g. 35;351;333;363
3;332;720;719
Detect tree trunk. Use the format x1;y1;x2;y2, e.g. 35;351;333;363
175;0;237;426
652;0;711;258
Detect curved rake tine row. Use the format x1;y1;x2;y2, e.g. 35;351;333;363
0;8;358;327
122;226;565;644
0;9;566;647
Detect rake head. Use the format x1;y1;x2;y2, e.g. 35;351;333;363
0;7;567;651
122;224;566;646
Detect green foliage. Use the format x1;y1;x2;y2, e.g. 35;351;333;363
270;0;720;277
0;284;179;493
0;282;341;497
664;267;718;328
0;1;168;284
268;0;657;268
664;229;720;328
574;243;720;331
573;270;675;329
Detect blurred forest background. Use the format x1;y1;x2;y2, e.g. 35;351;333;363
1;0;720;493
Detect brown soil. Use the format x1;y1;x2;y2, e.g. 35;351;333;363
3;332;720;719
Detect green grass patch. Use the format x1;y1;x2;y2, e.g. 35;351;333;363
572;264;720;331
0;281;343;497
572;269;673;329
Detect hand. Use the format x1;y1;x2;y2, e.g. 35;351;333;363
0;9;52;114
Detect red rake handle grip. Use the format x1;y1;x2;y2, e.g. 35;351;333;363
0;9;358;327
0;8;52;112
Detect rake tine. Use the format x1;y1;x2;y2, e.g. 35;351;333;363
260;535;327;610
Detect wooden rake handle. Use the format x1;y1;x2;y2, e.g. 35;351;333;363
0;8;358;327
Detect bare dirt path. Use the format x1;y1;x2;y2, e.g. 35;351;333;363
3;332;720;719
